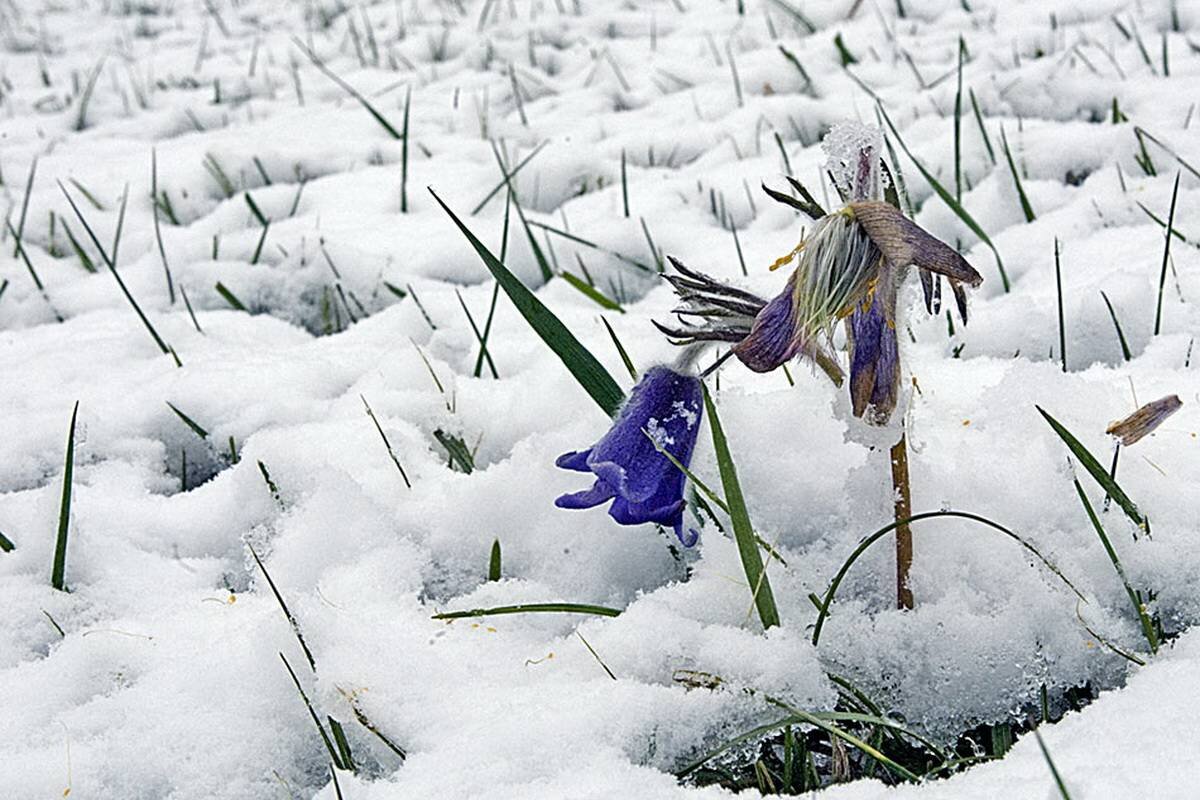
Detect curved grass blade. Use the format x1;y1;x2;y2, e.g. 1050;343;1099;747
429;188;625;417
703;385;779;629
812;510;1086;645
1036;406;1147;535
1100;291;1132;361
432;602;621;619
1034;730;1073;799
52;402;79;591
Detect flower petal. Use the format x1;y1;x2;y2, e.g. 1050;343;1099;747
849;201;983;287
555;480;616;510
555;449;593;472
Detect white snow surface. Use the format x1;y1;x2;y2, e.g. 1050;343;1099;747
1;0;1198;798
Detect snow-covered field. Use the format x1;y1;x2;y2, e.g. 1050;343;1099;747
1;0;1198;797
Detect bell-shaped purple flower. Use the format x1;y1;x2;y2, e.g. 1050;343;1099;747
555;366;703;546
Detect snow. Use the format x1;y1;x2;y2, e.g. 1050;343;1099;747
1;0;1198;798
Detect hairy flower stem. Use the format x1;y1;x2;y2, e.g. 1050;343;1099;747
890;433;914;610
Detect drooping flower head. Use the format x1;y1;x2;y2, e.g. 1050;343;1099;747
656;123;983;425
555;366;703;546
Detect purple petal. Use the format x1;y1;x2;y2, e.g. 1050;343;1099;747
555;449;593;472
555;481;615;510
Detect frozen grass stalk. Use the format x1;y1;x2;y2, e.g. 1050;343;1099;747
51;402;80;591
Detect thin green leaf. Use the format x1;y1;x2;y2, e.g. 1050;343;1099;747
703;385;779;629
1036;406;1148;535
429;188;625;417
488;539;502;581
432;602;621;619
167;402;209;439
812;510;1087;645
1074;480;1157;654
52;402;79;591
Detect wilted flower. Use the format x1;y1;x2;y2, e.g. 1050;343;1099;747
733;200;982;422
1106;395;1182;446
555;366;703;546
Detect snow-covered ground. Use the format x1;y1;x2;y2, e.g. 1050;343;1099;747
1;0;1198;797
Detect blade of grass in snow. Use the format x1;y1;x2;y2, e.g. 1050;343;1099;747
432;603;621;619
433;429;475;473
250;543;317;669
406;283;436;330
6;220;64;322
879;104;1010;292
1154;173;1180;336
0;529;14;552
181;286;204;333
293;38;402;139
150;150;176;303
529;220;655;273
488;142;553;283
216;281;248;311
12;157;37;258
488;539;501;581
621;148;629;217
430;188;625;417
455;289;499;377
400;85;411;212
471;140;548;216
969;88;996;164
1037;406;1148;535
250;221;270;265
1054;238;1066;372
1001;124;1036;222
167;402;209;439
954;37;964;201
280;653;348;771
639;216;664;272
642;428;787;567
1034;730;1073;799
51;402;79;592
703;385;780;629
258;460;284;508
361;395;412;488
811;510;1087;645
1100;291;1132;361
1133;126;1200;180
59;182;173;355
1073;479;1158;654
61;219;97;272
560;271;624;312
473;283;501;378
600;317;637;380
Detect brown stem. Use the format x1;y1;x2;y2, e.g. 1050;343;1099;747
890;433;914;610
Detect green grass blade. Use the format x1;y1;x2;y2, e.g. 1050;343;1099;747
1153;172;1180;336
1036;406;1148;535
879;104;1010;292
400;85;411;213
703;385;779;629
432;602;621;619
969;88;996;164
250;544;317;670
1100;291;1132;361
811;509;1086;645
52;402;79;591
488;539;502;581
279;653;346;771
560;271;624;312
293;38;401;139
360;395;411;488
59;182;172;354
429;188;625;417
1000;124;1036;222
600;317;637;380
166;402;209;439
0;529;14;552
216;281;248;311
1073;480;1158;654
1034;730;1073;799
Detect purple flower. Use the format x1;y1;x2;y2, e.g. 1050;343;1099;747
555;366;703;546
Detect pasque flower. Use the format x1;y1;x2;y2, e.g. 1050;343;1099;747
658;135;983;425
555;366;703;546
